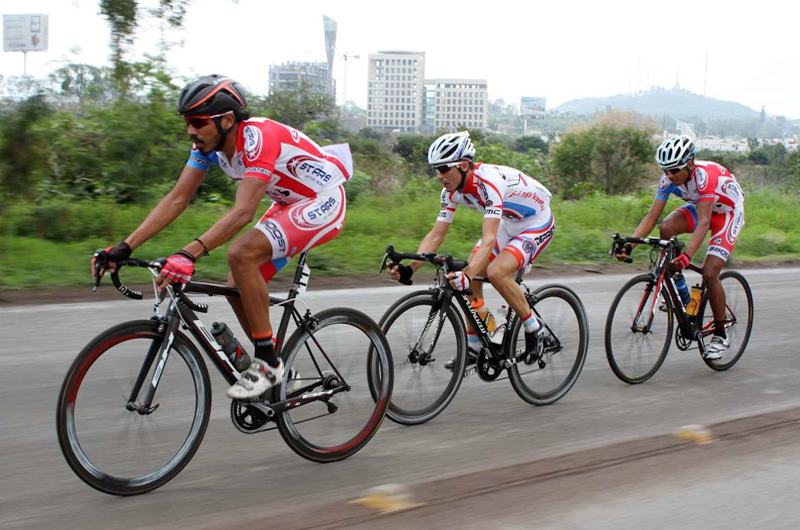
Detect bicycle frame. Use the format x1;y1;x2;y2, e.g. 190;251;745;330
116;252;346;417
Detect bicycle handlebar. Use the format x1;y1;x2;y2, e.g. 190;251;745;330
381;244;471;292
94;258;209;313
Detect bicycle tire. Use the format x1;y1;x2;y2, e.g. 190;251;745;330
507;284;589;405
605;274;674;384
697;270;754;371
373;290;467;425
275;308;392;463
56;320;211;496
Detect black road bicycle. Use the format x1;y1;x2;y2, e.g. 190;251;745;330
605;233;754;384
370;245;589;425
57;252;393;496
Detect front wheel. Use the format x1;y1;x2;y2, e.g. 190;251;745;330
276;308;392;463
373;290;467;425
697;270;754;371
56;320;211;496
605;274;674;384
507;284;589;405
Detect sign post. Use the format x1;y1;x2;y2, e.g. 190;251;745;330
3;14;49;98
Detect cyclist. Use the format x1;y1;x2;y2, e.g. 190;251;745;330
91;74;352;399
614;134;744;360
389;131;555;368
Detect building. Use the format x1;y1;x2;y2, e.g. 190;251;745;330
268;61;333;96
367;51;425;132
424;78;488;132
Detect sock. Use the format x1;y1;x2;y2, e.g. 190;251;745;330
714;321;727;338
521;311;541;334
252;331;280;367
467;331;480;353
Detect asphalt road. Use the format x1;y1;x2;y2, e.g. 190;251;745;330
1;267;797;529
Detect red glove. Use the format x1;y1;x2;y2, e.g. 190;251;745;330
674;253;691;270
160;251;196;285
448;271;471;291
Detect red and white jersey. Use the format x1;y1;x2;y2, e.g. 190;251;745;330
655;160;745;214
437;162;552;224
187;118;352;205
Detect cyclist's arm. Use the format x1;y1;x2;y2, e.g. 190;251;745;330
126;165;207;249
182;177;269;258
682;200;712;260
464;217;500;277
631;198;667;244
409;221;450;272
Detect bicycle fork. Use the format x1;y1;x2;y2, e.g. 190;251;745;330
125;312;181;415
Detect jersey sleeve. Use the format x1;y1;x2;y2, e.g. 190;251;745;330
475;166;506;219
654;174;673;202
241;123;279;183
694;167;716;202
185;146;215;171
437;189;457;224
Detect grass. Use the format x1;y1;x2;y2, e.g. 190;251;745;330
2;185;799;289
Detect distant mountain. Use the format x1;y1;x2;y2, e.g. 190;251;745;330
554;89;760;121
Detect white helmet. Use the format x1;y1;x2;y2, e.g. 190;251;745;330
656;135;696;170
428;131;476;166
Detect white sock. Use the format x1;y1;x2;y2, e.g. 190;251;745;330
521;312;541;333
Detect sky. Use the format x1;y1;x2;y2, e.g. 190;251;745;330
2;0;799;118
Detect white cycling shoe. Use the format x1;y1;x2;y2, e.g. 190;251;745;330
226;359;284;400
703;336;729;361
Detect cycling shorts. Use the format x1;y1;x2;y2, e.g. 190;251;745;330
254;186;346;281
676;203;744;262
471;211;555;271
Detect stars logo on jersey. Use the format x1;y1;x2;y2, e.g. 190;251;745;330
244;126;263;161
290;127;301;143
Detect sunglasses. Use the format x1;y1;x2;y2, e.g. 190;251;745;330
665;167;685;175
434;163;459;174
183;111;233;129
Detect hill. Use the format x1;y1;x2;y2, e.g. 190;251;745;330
554;89;760;121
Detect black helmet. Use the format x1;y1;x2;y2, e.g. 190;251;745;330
177;75;249;119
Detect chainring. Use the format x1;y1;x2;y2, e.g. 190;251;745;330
476;349;502;382
231;399;270;433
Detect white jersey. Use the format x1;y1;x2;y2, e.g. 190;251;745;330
438;162;552;224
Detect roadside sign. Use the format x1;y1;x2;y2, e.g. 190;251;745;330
3;14;49;52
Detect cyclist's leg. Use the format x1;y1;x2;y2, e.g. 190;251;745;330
227;187;346;398
659;204;693;239
488;213;555;320
704;209;744;352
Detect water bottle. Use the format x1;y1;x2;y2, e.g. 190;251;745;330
491;305;508;344
211;322;251;371
674;272;691;306
686;285;703;317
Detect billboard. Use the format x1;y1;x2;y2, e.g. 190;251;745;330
3;14;49;52
521;97;546;119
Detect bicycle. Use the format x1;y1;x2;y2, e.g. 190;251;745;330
605;233;754;384
369;245;589;425
56;252;393;496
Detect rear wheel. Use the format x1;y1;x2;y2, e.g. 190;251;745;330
276;308;392;462
507;285;589;405
697;270;754;371
605;274;673;384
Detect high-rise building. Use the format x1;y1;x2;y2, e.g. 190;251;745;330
367;51;425;132
323;15;337;97
425;79;488;132
268;61;332;95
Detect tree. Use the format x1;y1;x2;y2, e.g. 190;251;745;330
550;117;655;198
50;64;114;106
261;83;337;130
513;135;549;155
